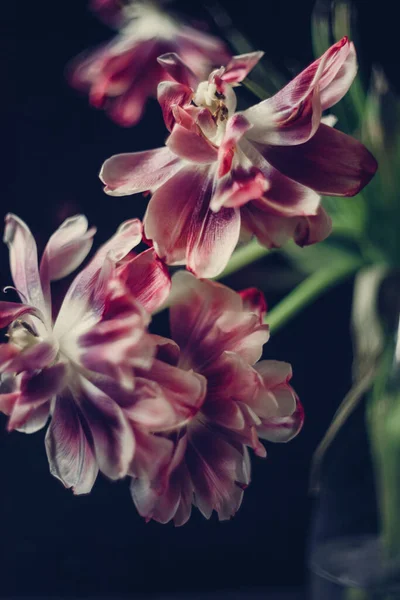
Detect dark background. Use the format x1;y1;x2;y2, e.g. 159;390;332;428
1;0;396;597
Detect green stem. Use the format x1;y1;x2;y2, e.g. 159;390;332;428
265;255;363;333
215;240;270;280
344;590;373;600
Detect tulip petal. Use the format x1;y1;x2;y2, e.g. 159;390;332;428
117;248;171;314
187;427;250;520
124;377;179;430
0;301;44;329
240;203;298;248
16;402;51;434
157;53;198;87
45;392;99;494
217;114;253;177
7;364;66;431
78;279;153;388
130;435;192;525
100;147;182;196
157;81;193;131
244;38;356;145
316;38;358;110
144;165;240;278
78;376;135;480
294;205;332;246
136;358;206;425
3;214;47;316
239;288;267;320
222;52;265;84
245;86;322;146
255;360;292;388
257;395;304;443
262;124;378;197
169;272;269;369
241;139;321;216
166;124;218;163
40;215;96;282
211;166;269;211
187;202;241;279
55;219;143;338
0;341;58;374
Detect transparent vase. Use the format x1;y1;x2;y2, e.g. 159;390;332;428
309;269;400;600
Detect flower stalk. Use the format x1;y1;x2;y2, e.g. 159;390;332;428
265;254;363;333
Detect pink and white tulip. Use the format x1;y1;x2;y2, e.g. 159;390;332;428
70;0;230;126
0;214;178;494
101;38;377;277
129;272;303;525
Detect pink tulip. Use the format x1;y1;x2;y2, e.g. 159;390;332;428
70;0;230;126
129;273;303;525
101;39;377;277
0;214;177;494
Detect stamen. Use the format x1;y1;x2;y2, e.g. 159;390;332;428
3;286;28;303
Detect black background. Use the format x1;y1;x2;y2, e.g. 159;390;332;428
1;0;396;596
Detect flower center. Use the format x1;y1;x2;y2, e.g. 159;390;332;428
8;320;40;350
193;79;237;146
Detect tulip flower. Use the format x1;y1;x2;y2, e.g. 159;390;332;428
129;273;303;524
101;39;377;277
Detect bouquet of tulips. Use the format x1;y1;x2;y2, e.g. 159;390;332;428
4;0;393;554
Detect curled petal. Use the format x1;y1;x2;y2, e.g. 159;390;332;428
211;166;269;211
100;147;182;196
3;214;47;316
117;248;171;314
262;124;378;197
40;215;96;282
244;38;356;146
217;113;253;177
45;392;99;494
245;84;322;146
157;53;198;88
294;205;332;246
252;360;303;442
157;81;193;131
315;38;358;110
257;394;304;443
0;301;44;329
255;360;292;389
151;335;180;366
15;402;51;434
222;51;265;84
239;288;267;321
